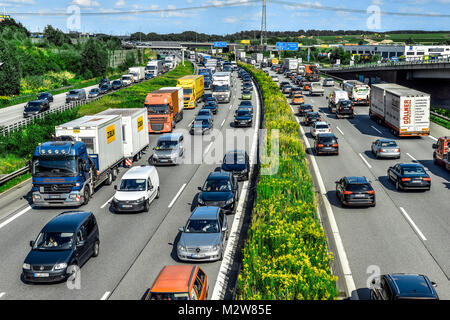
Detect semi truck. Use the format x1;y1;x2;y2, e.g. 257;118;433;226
370;84;430;137
31;115;125;207
177;75;204;109
129;67;145;82
212;72;231;87
343;80;370;105
98;108;149;166
145;88;183;133
252;53;263;63
146;60;164;77
283;58;298;71
305;65;320;82
432;137;450;171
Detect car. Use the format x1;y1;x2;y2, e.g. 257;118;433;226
66;89;86;103
144;265;208;300
304;111;322;126
220;150;250;181
99;77;110;87
289;87;303;98
197;109;214;119
177;207;228;262
297;104;313;116
335;176;376;207
99;83;111;94
145;73;154;80
371;274;439;300
238;101;253;114
149;133;185;166
37;92;53;103
190;116;213;135
323;78;335;87
310;121;331;137
371;139;401;159
204;96;217;104
197;171;239;214
272;75;279;82
303;82;311;91
111;79;123;90
23;100;50;118
204;79;212;90
112;166;160;212
280;81;290;89
203;101;217;115
22;211;100;283
88;88;101;98
387;163;431;191
336;100;354;119
241;90;252;100
234;109;253;127
242;82;253;92
292;94;305;105
315;133;339;155
282;85;293;94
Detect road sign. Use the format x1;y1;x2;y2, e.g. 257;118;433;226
214;42;227;48
241;40;250;44
286;42;299;51
276;42;286;51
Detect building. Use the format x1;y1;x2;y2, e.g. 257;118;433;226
343;44;450;61
0;14;10;22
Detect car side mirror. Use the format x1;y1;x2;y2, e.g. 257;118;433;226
334;181;339;184
77;240;85;247
179;227;184;233
30;241;35;247
431;281;437;288
222;226;228;232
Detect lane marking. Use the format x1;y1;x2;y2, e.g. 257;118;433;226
220;118;226;128
229;104;233;110
100;291;111;300
336;126;345;136
0;206;32;230
359;153;373;169
399;207;427;241
371;126;382;134
0;292;5;299
101;195;115;209
429;135;438;142
168;183;187;209
406;153;417;162
203;142;213;156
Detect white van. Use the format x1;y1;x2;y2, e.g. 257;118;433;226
112;166;160;213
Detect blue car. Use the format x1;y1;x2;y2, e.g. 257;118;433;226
190;116;213;135
197;172;239;214
234;109;253;127
203;102;218;115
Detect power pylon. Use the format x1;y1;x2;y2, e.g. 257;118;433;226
260;0;267;47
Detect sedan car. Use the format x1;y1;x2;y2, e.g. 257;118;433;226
197;172;239;214
315;133;339;155
271;75;279;82
88;88;101;98
197;109;213;119
242;82;253;92
220;150;250;181
304;111;322;126
37;92;53;103
289;88;303;98
371;139;401;159
335;176;376;207
99;83;111;94
203;101;217;115
387;163;431;191
298;104;313;117
234;109;253;127
111;80;123;90
23;100;49;118
370;274;439;300
177;207;228;262
241;90;252;100
190;116;213;135
310;121;331;138
292;94;305;105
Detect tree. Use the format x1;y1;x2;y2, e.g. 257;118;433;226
405;37;415;45
0;39;21;95
81;39;108;78
43;25;72;47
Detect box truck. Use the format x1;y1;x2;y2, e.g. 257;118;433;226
343;80;370;105
212;72;232;87
252;53;263;63
283;58;298;71
146;60;164;76
98;108;149;165
129;67;145;82
145;88;183;133
31;115;125;207
177;75;204;109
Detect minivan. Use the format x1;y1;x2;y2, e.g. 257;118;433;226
149;133;184;166
22;211;99;283
112;166;160;213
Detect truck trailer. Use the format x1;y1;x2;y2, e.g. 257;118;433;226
129;67;145;82
343;80;370;105
177;75;204;109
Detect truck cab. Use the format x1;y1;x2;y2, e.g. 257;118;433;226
433;137;450;171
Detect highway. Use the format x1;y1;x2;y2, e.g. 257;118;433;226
269;69;450;299
0;64;260;300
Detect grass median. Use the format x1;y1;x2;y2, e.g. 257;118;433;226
236;62;338;300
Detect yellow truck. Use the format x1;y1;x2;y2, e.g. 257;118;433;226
177;75;204;109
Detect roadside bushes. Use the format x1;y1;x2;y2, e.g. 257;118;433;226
236;63;338;300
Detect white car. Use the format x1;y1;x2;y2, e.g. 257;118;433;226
310;121;332;137
272;76;279;82
323;78;335;87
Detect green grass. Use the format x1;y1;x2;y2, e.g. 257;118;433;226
0;155;27;175
431;114;450;129
0;173;31;194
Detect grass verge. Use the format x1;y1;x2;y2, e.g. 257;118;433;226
431;114;450;129
235;62;338;300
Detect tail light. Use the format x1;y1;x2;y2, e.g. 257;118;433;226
332;144;339;147
318;144;324;147
423;177;431;181
368;190;375;195
379;149;384;153
344;191;353;195
401;178;411;182
397;149;401;152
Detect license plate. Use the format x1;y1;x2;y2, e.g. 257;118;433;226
49;195;60;199
190;253;204;258
354;194;365;198
412;179;422;183
122;205;132;208
160;159;169;162
34;273;49;278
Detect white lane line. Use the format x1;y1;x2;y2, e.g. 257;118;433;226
100;291;111;300
229;104;233;110
0;292;5;299
429;135;438;142
168;183;187;209
0;206;32;230
399;207;427;241
371;126;382;134
101;195;115;209
359;153;373;169
336;126;345;136
406;153;417;162
220;118;226;128
203;142;213;156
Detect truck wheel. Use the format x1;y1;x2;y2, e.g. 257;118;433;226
105;172;113;186
83;188;90;205
112;168;118;181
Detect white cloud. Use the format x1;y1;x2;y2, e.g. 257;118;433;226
71;0;100;7
223;16;237;23
115;0;125;7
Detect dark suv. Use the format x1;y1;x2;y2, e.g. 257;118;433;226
23;100;50;118
315;133;339;155
336;100;354;119
335;176;375;207
197;172;239;214
220;150;250;181
371;274;439;300
22;211;100;283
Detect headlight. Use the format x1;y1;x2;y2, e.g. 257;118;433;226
153;153;159;159
198;197;205;205
23;263;31;270
225;198;234;205
135;197;145;203
177;244;186;251
54;263;67;270
213;244;221;251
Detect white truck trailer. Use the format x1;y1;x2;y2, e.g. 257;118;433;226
212;72;232;87
343;80;371;105
129;67;145;82
283;58;298;71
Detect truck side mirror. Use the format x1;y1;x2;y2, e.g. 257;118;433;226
432;144;437;149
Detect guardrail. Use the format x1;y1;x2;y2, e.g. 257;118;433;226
0;166;30;186
431;111;450;122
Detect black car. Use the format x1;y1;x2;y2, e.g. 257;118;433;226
190;116;213;135
304;112;322;126
234;109;252;127
23;100;49;118
242;82;253;92
280;81;290;89
289;87;303;98
298;104;313;117
220;150;250;181
336;100;354;119
387;163;431;191
371;274;439;300
203;101;218;114
37;92;53;103
315;133;339;155
203;93;214;103
111;80;123;90
197;172;239;214
197;109;213;119
99;83;112;94
99;77;110;87
22;211;100;283
335;176;376;207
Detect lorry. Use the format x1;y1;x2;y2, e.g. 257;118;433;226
252;53;263;63
283;58;298;71
343;80;370;105
129;67;145;82
146;60;164;77
370;84;430;137
305;64;320;82
297;65;306;76
213;85;231;103
98;108;149;166
121;74;134;86
212;72;232;87
177;75;205;109
309;82;325;96
432;137;450;171
31;115;125;207
145;88;183;133
328;90;349;113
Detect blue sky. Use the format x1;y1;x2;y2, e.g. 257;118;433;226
1;0;449;35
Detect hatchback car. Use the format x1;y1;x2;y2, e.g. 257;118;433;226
220;150;250;181
241;90;252;100
371;274;439;300
23;100;50;118
22;211;99;283
190;116;213;135
37;92;53;103
234;109;253;127
310;121;331;137
298;104;313;117
111;80;123;90
88;88;101;98
304;111;322;126
177;207;228;262
371;139;401;159
387;163;431;191
197;172;239;214
315;133;339;155
335;176;376;207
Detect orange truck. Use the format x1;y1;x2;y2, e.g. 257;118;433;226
145;88;182;133
305;65;320;82
432;136;450;171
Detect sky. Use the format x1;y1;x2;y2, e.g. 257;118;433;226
1;0;449;35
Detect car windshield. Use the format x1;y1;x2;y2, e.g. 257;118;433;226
38;94;49;99
224;153;246;165
380;141;397;147
33;232;74;251
119;179;146;191
237;110;251;117
149;292;189;300
112;81;121;85
402;167;426;175
203;179;231;192
316;124;329;129
32;155;77;177
185;219;219;233
146;104;169;115
156;140;178;150
307;113;319;118
25;103;41;111
90;89;99;93
347;184;372;192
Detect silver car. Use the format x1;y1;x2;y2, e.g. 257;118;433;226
177;206;228;262
149;133;184;165
371;139;401;159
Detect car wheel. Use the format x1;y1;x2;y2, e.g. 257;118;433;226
156;187;160;199
92;240;100;257
144;199;150;212
396;180;401;191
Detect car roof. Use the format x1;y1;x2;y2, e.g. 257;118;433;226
307;112;319;115
190;206;220;220
314;121;328;126
208;171;232;180
225;150;246;156
317;133;337;138
385;274;437;298
344;176;369;184
122;166;156;180
42;211;92;233
150;265;197;293
399;163;424;168
158;133;183;141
